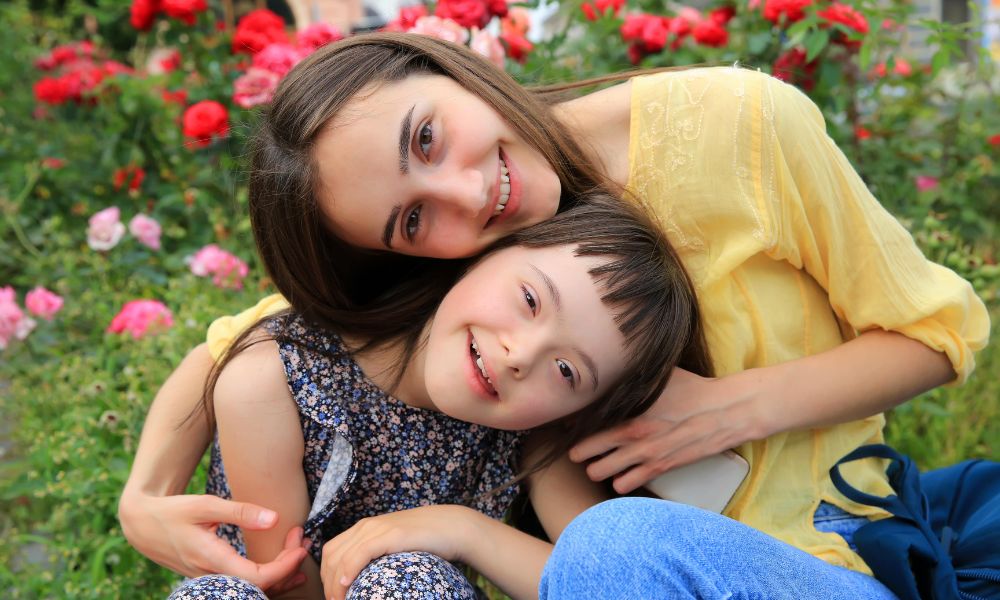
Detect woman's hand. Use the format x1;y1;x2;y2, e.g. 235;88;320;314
118;491;309;594
568;368;767;494
320;505;477;600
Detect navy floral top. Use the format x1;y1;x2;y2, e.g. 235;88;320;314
207;313;525;563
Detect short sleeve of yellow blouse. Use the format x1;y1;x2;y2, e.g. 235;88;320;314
205;293;289;360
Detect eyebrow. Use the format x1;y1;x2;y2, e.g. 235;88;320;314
382;205;401;249
398;104;415;175
529;264;600;392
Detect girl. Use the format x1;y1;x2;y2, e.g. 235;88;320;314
120;33;989;595
169;194;710;599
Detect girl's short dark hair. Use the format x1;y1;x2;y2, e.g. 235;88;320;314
486;192;713;477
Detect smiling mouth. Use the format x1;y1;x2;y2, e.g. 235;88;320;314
469;335;498;396
485;150;513;229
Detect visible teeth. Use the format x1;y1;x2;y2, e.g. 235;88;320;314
493;158;510;217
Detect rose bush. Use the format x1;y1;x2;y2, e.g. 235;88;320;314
0;0;996;597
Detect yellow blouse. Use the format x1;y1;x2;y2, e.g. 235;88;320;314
626;67;988;573
205;66;989;575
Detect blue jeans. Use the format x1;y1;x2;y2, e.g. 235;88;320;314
539;498;898;599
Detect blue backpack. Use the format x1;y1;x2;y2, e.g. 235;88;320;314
830;444;1000;600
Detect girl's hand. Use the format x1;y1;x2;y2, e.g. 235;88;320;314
118;491;309;594
568;368;768;494
320;505;477;600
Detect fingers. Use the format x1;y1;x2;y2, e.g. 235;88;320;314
568;423;633;463
188;494;278;530
214;535;308;591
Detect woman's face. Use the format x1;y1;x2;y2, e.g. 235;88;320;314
312;74;562;258
423;244;627;431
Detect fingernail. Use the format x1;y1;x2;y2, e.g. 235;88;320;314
257;509;277;526
340;576;349;586
302;538;312;550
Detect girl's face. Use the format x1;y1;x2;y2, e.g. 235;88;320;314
423;244;627;431
312;74;562;259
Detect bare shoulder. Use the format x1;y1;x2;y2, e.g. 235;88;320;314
555;79;633;186
214;334;291;413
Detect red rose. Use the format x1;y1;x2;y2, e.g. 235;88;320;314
763;0;811;25
182;100;229;147
581;0;624;21
772;47;818;91
487;0;508;19
113;165;146;192
130;0;161;31
434;0;490;29
817;2;868;49
162;0;207;26
500;31;533;63
34;77;72;104
709;6;736;25
640;16;670;52
692;19;728;47
162;88;188;105
233;9;288;55
989;134;1000;147
855;126;872;140
384;4;428;31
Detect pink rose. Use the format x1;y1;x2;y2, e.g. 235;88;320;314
87;206;126;251
233;67;281;108
409;16;470;45
25;286;64;321
252;43;306;77
0;287;37;350
129;213;162;250
469;28;505;69
107;299;174;339
187;244;249;289
915;175;939;192
296;23;343;50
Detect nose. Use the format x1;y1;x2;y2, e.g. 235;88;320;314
499;328;547;380
432;166;487;216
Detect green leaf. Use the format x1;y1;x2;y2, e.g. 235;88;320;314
804;29;830;62
747;31;773;55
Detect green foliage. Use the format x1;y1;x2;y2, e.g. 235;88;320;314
0;0;997;597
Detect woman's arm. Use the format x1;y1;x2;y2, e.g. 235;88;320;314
118;343;307;591
572;330;954;492
214;339;324;600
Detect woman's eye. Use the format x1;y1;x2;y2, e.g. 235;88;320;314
418;123;433;158
556;360;576;388
521;285;537;314
404;205;422;241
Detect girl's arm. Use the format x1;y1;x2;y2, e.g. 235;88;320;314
320;433;608;600
572;330;954;492
214;339;323;600
118;344;306;589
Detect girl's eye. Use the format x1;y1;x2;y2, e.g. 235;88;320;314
556;359;576;388
404;205;422;241
418;123;434;158
521;285;537;315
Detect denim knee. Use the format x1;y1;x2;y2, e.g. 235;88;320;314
346;551;478;600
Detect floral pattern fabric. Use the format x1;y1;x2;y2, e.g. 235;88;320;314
171;313;524;598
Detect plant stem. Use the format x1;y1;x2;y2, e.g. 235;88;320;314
3;166;43;259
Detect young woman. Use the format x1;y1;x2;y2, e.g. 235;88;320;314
169;195;709;599
119;33;989;596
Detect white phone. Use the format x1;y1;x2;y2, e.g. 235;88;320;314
643;450;750;514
